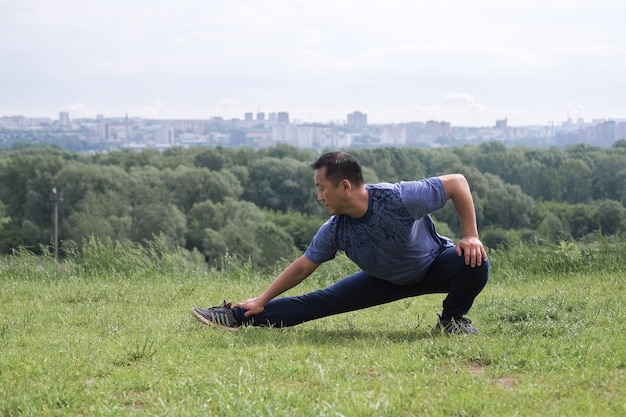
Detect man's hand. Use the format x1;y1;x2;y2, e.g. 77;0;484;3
455;235;488;267
234;255;318;318
235;297;267;317
439;174;487;268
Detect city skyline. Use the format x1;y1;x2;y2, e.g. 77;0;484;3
1;1;625;127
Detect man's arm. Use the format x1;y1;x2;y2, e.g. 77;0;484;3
235;254;319;317
438;174;488;267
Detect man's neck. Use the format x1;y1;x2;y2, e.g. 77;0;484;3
346;187;369;218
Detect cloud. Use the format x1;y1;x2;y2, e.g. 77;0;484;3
61;102;92;119
443;93;476;106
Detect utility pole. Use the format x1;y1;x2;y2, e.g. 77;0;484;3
50;187;63;261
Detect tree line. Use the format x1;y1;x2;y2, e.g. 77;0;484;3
1;141;625;268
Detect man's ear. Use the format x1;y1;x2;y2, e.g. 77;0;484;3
341;179;351;191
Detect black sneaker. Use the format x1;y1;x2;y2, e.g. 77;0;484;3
434;315;479;334
191;300;241;331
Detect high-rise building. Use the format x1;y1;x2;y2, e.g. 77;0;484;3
97;121;111;141
230;129;247;146
59;112;70;126
277;112;289;123
425;120;451;137
380;124;406;145
155;127;174;144
347;111;367;128
616;122;626;140
171;119;206;134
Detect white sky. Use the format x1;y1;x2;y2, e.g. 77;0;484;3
1;0;625;126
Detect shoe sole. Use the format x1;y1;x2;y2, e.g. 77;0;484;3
190;308;241;331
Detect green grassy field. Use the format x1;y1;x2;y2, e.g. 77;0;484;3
1;239;625;416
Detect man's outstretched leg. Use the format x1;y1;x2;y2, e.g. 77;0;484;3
192;271;420;329
191;246;489;332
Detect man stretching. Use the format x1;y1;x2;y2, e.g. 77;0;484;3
192;151;489;334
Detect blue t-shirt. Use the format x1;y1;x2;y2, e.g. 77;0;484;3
305;178;454;285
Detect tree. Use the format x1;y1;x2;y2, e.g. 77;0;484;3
468;142;526;186
166;166;243;213
559;159;592;203
0;147;75;232
17;219;47;250
202;228;228;267
418;148;463;176
54;163;132;214
263;209;324;251
161;146;192;169
537;212;571;243
194;147;226;171
198;199;298;268
591;154;626;201
481;174;536;230
259;144;317;162
594;200;625;236
64;190;132;245
185;200;227;251
131;202;187;248
0;147;81;253
480;227;518;249
127;165;173;205
255;221;297;269
537;201;596;240
242;157;320;215
219;200;265;263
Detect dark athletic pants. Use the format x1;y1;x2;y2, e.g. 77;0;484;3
232;246;490;328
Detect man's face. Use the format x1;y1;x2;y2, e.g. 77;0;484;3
314;167;346;215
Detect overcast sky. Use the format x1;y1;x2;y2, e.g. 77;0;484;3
1;0;624;126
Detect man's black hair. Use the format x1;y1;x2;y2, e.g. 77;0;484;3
311;151;364;187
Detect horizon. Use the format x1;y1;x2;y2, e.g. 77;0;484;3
2;110;622;129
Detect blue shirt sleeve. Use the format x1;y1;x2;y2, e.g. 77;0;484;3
304;218;338;264
399;178;448;218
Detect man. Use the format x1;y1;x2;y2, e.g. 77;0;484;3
191;151;489;334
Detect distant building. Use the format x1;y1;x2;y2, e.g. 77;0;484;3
581;120;616;147
244;112;254;121
229;129;247;146
347;111;367;128
617;122;626;140
425;120;451;137
171;119;206;134
98;121;111;141
596;121;616;146
59;112;70;126
277;112;289;123
155;127;174;144
380;124;406;145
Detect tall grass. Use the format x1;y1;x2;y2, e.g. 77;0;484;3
490;237;626;279
0;238;624;416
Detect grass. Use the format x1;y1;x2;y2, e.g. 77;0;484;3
0;238;625;416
